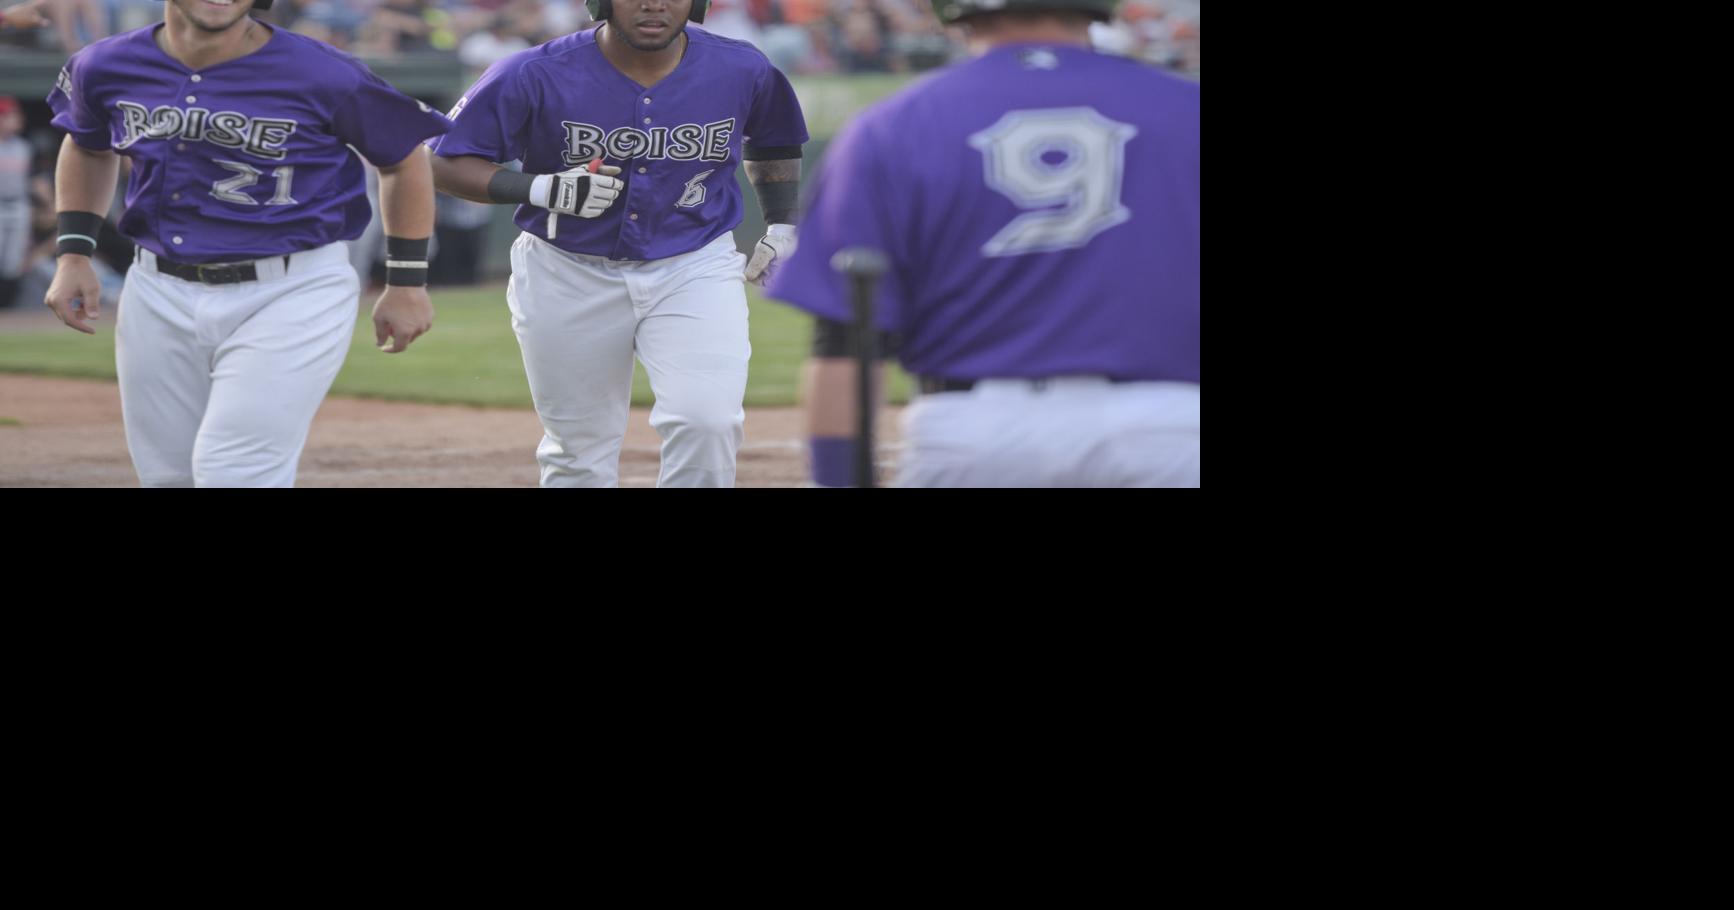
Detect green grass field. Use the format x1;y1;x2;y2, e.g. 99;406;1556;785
0;283;910;408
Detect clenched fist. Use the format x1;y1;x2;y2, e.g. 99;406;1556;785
43;254;103;335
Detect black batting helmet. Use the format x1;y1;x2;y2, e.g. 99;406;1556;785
586;0;709;24
931;0;1116;23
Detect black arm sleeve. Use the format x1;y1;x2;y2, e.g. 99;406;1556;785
752;181;800;226
487;169;537;205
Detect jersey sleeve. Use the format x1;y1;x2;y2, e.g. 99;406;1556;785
743;59;809;149
331;65;454;167
46;50;112;151
764;115;909;333
427;56;532;164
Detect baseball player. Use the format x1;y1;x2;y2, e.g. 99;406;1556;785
428;0;808;488
0;96;30;309
768;0;1201;488
43;0;453;487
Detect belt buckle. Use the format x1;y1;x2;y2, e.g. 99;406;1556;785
197;262;242;284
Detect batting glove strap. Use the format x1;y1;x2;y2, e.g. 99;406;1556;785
745;223;797;286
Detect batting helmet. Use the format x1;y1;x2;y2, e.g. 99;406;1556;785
586;0;710;25
930;0;1116;23
153;0;276;9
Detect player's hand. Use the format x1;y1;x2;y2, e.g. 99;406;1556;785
373;285;434;353
43;255;103;335
745;223;796;287
541;164;624;219
1;0;52;30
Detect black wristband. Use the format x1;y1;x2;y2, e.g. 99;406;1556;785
753;181;800;227
55;211;105;258
487;169;536;205
385;236;430;287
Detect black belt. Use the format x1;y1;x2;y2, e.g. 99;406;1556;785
145;250;291;285
920;377;980;394
918;376;1138;394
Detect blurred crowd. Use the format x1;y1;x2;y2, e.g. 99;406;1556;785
3;0;1200;77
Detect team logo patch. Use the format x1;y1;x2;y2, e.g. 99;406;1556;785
561;119;735;166
114;101;298;160
677;170;716;208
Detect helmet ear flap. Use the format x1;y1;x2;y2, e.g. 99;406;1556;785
690;0;709;22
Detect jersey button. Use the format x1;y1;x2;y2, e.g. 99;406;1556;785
177;143;187;151
638;167;647;174
629;213;638;221
191;75;202;83
186;96;196;103
172;193;181;200
172;236;184;245
643;118;651;125
643;98;651;104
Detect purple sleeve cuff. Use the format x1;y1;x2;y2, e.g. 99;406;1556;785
810;436;856;488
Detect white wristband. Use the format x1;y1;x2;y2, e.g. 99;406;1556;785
530;173;555;209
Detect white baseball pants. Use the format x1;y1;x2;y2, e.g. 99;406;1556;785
897;378;1201;488
507;231;751;488
115;243;358;488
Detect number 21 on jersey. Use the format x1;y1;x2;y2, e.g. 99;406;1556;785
970;107;1137;258
211;160;297;206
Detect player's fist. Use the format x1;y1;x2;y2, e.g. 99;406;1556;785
43;255;103;335
372;285;434;354
745;223;796;287
1;0;52;31
537;164;624;219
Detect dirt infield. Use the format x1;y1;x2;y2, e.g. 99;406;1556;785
0;372;903;488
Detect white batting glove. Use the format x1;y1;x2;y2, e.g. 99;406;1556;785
745;223;796;287
532;164;624;219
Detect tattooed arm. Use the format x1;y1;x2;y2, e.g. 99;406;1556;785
743;157;802;286
744;158;802;225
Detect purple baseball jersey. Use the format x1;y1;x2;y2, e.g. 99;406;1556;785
429;25;808;261
768;45;1201;385
47;23;452;264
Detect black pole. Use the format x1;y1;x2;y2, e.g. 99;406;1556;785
830;248;889;488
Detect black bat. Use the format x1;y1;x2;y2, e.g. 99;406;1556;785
829;247;889;488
